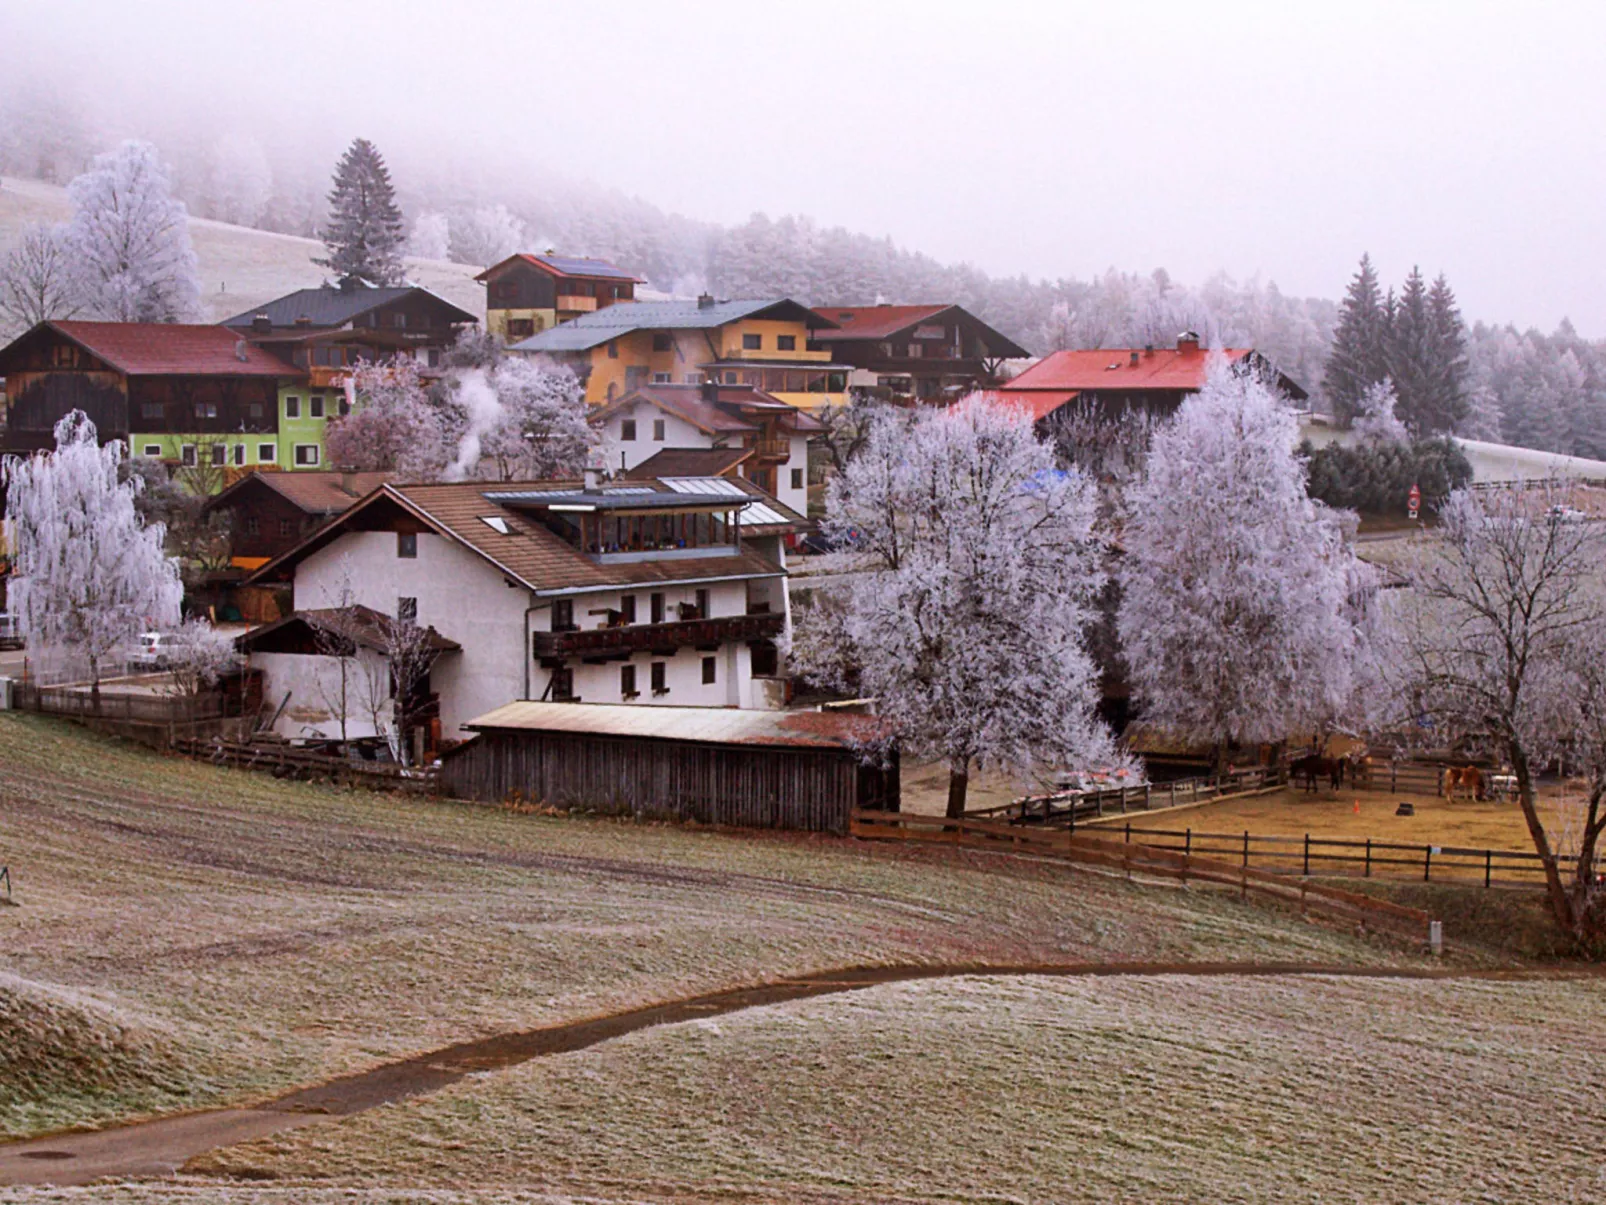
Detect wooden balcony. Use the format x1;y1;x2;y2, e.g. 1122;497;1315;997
556;294;598;313
533;611;784;659
751;437;791;461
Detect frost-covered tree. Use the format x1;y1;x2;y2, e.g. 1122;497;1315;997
1119;360;1371;767
446;358;594;482
448;204;526;267
1350;379;1409;444
1388;484;1605;942
204;133;273;227
2;411;182;699
1323;254;1389;426
163;617;238;699
408;211;451;261
1554;608;1606;945
316;138;406;287
65;141;200;322
0;223;81;333
324;359;447;479
789;399;1125;817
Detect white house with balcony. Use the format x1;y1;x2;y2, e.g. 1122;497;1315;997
241;476;806;749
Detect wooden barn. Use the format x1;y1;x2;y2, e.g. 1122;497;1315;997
441;702;899;833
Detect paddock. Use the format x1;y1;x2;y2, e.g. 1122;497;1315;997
441;701;898;833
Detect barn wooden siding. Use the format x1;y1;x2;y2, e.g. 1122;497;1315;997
442;729;892;833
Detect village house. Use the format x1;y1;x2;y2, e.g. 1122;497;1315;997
476;252;641;343
0;320;303;468
590;383;821;517
807;303;1028;403
203;470;394;568
222;282;476;470
242;475;805;745
509;296;849;411
974;333;1308;423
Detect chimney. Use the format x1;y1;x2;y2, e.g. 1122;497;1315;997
294;315;313;327
697;292;715;310
340;470;357;495
1177;331;1201;354
583;466;600;491
1128;350;1140;367
251;313;271;334
1144;344;1155;357
234;339;250;363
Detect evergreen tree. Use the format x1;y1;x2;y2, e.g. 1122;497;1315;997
1387;267;1433;435
1425;273;1470;435
1321;254;1389;425
315;138;406;286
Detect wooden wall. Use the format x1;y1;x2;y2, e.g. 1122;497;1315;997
442;729;896;833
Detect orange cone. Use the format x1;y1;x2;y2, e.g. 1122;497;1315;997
1353;799;1360;814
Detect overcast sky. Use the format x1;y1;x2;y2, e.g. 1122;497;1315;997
11;0;1606;332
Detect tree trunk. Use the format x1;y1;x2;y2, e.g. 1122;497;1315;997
1577;786;1605;894
1512;750;1576;936
945;765;969;820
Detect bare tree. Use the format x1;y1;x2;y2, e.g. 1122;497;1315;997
163;617;239;699
384;614;444;766
0;223;80;333
1389;483;1604;939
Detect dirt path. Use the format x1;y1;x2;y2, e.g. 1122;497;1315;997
1;959;1595;1188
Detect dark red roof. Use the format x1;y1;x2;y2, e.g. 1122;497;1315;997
47;321;303;378
593;385;824;435
1006;347;1251;393
809;304;951;341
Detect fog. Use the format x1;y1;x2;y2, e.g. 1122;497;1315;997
5;0;1606;332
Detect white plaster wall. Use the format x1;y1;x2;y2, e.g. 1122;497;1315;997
566;644;756;708
294;531;532;739
537;579;750;630
253;649;389;742
777;434;810;516
607;403;713;472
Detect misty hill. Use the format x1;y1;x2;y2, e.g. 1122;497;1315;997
0;176;486;331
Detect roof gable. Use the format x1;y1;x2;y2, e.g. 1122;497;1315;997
509;298;837;354
3;321;304;378
475;253;642;284
222;284;476;330
809;303;1030;358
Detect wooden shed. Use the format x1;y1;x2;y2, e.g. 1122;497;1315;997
441;702;898;833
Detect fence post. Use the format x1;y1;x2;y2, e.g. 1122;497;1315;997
1302;833;1310;877
1243;830;1250;868
1429;920;1443;957
1391;762;1398;793
1125;822;1131;845
1485;849;1492;889
1423;845;1432;882
1144;783;1152;810
1185;828;1192;857
1365;838;1372;878
1169;781;1176;807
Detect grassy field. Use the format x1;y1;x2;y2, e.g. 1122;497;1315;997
161;972;1606;1203
0;714;1428;1142
0;177;485;332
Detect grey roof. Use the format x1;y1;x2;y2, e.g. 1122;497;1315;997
460;700;890;750
484;488;753;511
508;298;833;354
529;254;639;280
222;284;477;330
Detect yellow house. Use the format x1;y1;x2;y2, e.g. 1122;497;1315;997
475;253;640;343
508;296;849;411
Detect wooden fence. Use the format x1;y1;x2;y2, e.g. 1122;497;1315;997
1111;824;1572;888
850;810;1438;946
972;766;1286;827
13;681;235;725
171;737;439;796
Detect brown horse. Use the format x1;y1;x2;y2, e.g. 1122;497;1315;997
1290;753;1345;793
1440;765;1484;802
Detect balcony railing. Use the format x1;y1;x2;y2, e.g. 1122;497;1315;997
556;294;598;312
532;611;784;658
751;437;791;460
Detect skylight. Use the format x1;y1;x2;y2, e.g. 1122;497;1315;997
480;516;510;535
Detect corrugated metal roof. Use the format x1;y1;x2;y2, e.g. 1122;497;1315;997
508;298;833;354
463;701;889;750
658;477;792;527
484;488;751;510
221;284;476;330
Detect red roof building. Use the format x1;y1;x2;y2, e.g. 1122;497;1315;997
808;303;1028;403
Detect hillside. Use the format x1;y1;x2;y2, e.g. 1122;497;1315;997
0;177;486;332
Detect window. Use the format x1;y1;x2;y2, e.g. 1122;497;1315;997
181;444;197;467
51;343;75;367
722;371;739;385
427;348;440;368
791;468;804;491
258;443;276;462
294;444;320;466
651;372;672;384
279;518;295;537
620;664;638;699
309;396;325;419
695;588;709;619
140;402;163;420
397;597;418;624
552;598;575;632
243;515;259;536
776;334;796;351
393;311;407;329
338;395;351;416
480;515;510;535
620;419;637;441
248;402;263;419
194;402;218;419
684;372;704;385
285;396;301;419
907;343;923;358
650;592;664;624
142;444;162;457
550;667;575;701
210;444;226;467
652;333;672;352
619;594;636;624
607;341;618;359
233;444;246;466
742;333;762;350
651;661;667;696
653;419;665;441
702;656;716;685
397;532;417;559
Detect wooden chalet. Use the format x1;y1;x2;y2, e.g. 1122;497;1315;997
808;303;1029;402
476;253;642;342
203;470;394;568
975;334;1309;424
441;701;899;832
0;321;301;457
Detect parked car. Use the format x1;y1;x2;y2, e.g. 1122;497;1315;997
1547;504;1586;523
0;613;19;650
129;631;175;671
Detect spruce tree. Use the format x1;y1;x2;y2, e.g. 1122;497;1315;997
1387;267;1433;436
1425;273;1469;435
1321;254;1389;426
316;138;406;287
